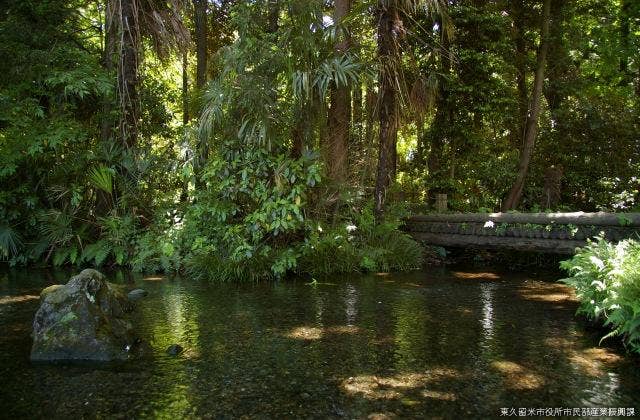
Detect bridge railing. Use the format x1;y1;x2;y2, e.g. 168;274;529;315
404;212;640;254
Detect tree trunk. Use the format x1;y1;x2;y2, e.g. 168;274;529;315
544;0;568;114
374;1;402;218
100;0;116;145
619;0;631;85
502;0;551;211
291;103;305;159
194;0;207;89
97;0;117;215
512;3;528;147
362;86;376;181
427;18;451;190
192;0;208;191
327;0;351;185
267;0;279;34
352;83;362;141
118;0;140;150
182;51;189;125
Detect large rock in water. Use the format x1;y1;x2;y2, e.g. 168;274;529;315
31;269;135;362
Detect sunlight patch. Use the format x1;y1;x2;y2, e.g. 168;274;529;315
285;326;323;340
569;348;623;377
0;295;39;305
491;360;545;390
421;390;457;401
285;325;362;340
325;325;361;335
452;272;500;281
518;283;577;303
341;369;461;401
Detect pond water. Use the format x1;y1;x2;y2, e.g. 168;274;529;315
0;267;638;418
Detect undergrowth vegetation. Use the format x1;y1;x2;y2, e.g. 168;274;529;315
560;237;640;354
185;202;424;281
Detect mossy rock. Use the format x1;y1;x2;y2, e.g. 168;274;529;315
31;269;136;362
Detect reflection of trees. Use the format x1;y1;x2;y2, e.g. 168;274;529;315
392;291;430;371
132;278;203;417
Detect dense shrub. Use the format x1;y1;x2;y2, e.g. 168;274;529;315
184;201;424;282
560;237;640;354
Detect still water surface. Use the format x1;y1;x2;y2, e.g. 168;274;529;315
0;267;638;418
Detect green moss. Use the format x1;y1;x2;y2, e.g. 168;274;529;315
59;311;78;324
40;284;64;301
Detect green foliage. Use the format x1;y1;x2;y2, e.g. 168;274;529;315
0;0;186;269
0;225;22;259
88;166;114;195
560;237;640;354
183;145;322;280
407;0;640;212
182;0;423;282
295;204;423;277
130;228;182;273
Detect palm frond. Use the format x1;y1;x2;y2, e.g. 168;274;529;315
0;225;22;258
38;210;74;246
88;165;114;194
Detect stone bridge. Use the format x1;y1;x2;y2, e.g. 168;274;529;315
404;212;640;254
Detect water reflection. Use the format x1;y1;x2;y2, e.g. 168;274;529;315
0;267;639;418
344;283;358;326
480;282;496;340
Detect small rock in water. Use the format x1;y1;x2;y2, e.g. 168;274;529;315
166;344;183;356
127;289;148;300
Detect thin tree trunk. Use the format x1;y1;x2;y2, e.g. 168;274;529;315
101;0;116;144
352;83;362;141
180;50;191;202
182;51;189;125
194;0;207;89
192;0;208;191
415;120;425;167
502;0;551;211
118;0;140;150
327;0;351;184
97;0;117;214
427;19;451;189
291;103;305;159
363;86;376;181
364;86;376;151
544;0;568;113
619;0;631;85
268;0;279;34
374;1;402;218
512;3;528;147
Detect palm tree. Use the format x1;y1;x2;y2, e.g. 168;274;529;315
374;0;448;218
327;0;352;185
104;0;189;151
